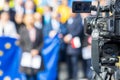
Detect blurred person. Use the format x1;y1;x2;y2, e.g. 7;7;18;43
82;36;92;80
57;0;70;24
47;0;59;11
43;11;60;37
42;11;61;80
14;0;24;14
1;0;15;21
43;5;52;26
57;0;70;36
64;12;83;80
50;12;60;33
50;12;61;34
34;12;43;29
80;13;92;79
14;13;24;33
0;11;18;38
33;0;44;14
0;0;4;10
100;0;106;6
19;14;43;80
57;0;71;62
42;5;53;37
24;0;36;14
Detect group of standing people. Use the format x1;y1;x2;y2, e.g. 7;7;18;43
0;0;93;80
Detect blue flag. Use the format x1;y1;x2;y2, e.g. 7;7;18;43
37;34;60;80
0;37;22;80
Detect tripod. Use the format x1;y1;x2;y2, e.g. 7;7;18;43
92;66;115;80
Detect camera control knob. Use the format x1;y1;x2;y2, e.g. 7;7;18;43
92;29;99;39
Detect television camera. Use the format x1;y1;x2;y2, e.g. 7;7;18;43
72;0;120;80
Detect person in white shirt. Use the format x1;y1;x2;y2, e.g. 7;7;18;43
24;0;35;14
14;0;24;14
34;12;43;29
0;11;18;38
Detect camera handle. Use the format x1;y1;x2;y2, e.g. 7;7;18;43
91;29;100;74
91;29;103;80
91;67;103;80
91;29;118;80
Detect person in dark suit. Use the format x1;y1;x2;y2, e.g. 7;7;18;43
14;13;24;34
19;14;43;80
64;12;83;80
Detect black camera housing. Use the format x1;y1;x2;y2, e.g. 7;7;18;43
72;0;120;79
72;1;91;13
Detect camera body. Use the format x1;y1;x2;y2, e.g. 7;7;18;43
73;0;120;79
84;15;120;39
73;0;120;37
84;16;114;36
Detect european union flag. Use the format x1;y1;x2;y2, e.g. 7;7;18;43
0;37;22;80
37;34;60;80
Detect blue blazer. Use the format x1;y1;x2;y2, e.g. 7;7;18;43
66;14;83;55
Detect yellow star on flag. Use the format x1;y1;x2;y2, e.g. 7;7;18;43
5;43;11;49
0;50;3;56
0;70;3;76
4;76;11;80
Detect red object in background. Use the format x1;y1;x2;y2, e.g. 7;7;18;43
88;36;92;44
71;37;81;48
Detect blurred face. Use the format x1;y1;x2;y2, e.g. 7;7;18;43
24;14;34;26
71;13;76;18
62;0;68;6
44;6;52;13
100;0;106;6
70;9;76;18
52;12;58;19
16;0;23;5
1;12;10;22
4;2;9;9
34;12;42;21
15;13;23;24
25;0;34;10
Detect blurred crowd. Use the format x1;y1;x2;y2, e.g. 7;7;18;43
0;0;107;80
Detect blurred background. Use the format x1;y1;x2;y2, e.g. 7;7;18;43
0;0;106;80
